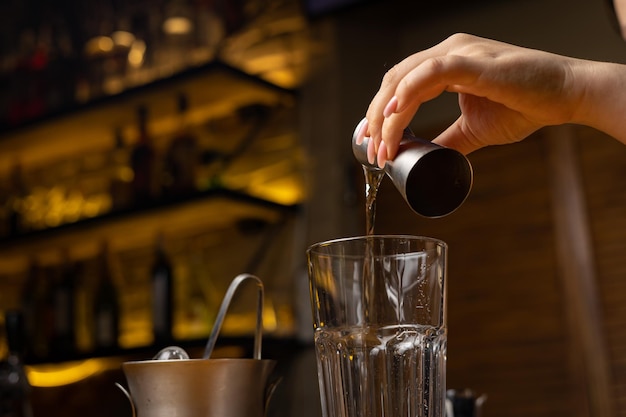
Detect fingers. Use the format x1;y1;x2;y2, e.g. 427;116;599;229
364;35;469;158
367;54;483;162
354;118;368;145
382;96;398;118
377;141;388;167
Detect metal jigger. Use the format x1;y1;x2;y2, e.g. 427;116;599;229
352;118;473;218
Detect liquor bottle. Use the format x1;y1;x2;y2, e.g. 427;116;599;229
130;105;158;205
163;93;198;197
47;14;78;111
7;164;27;237
20;259;41;358
8;28;47;125
151;234;174;344
72;260;92;353
109;127;133;211
21;260;49;359
0;176;12;239
50;251;77;355
40;265;58;358
93;242;120;350
0;310;34;417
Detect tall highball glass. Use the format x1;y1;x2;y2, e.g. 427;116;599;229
307;235;448;417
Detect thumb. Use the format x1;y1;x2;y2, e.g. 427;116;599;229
431;117;483;155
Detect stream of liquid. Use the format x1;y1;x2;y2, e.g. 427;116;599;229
363;166;385;236
362;165;385;326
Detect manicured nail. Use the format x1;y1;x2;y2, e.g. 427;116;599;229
367;138;376;165
377;141;388;167
383;96;398;118
355;118;368;145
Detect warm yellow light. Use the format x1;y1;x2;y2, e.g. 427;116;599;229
262;69;300;89
85;36;114;56
98;37;115;52
119;167;134;182
112;30;135;48
128;40;146;68
262;300;278;332
220;146;306;206
163;17;193;35
251;177;306;205
44;211;63;228
223;166;305;205
82;194;111;218
119;315;153;349
241;54;289;75
64;190;84;222
103;77;125;95
27;359;112;387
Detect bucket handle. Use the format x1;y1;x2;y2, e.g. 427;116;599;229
203;273;264;360
115;382;137;417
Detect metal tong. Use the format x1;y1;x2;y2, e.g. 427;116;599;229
203;273;265;360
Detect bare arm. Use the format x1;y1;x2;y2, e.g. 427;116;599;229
360;33;626;165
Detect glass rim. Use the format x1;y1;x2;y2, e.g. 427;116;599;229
306;234;447;256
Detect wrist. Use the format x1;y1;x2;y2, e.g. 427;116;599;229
572;60;626;143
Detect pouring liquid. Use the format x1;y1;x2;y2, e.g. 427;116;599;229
362;165;385;325
364;166;385;236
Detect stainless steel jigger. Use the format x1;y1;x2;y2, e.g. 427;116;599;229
352;117;473;218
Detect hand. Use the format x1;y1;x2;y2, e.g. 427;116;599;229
361;33;626;164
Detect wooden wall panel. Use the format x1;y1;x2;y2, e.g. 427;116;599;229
578;127;626;417
544;125;612;417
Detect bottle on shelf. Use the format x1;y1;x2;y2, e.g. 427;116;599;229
72;259;92;354
92;241;121;351
0;310;34;417
45;14;78;113
151;233;174;344
178;239;213;340
20;259;49;359
0;176;12;239
130;105;158;205
162;93;198;197
109;127;133;211
50;251;77;355
19;259;40;358
7;27;48;126
6;164;28;238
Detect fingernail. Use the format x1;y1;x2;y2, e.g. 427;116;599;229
355;119;368;145
383;96;398;118
377;141;388;167
367;138;376;165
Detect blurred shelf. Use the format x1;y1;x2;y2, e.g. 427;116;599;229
0;58;304;266
0;59;297;173
0;188;300;269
